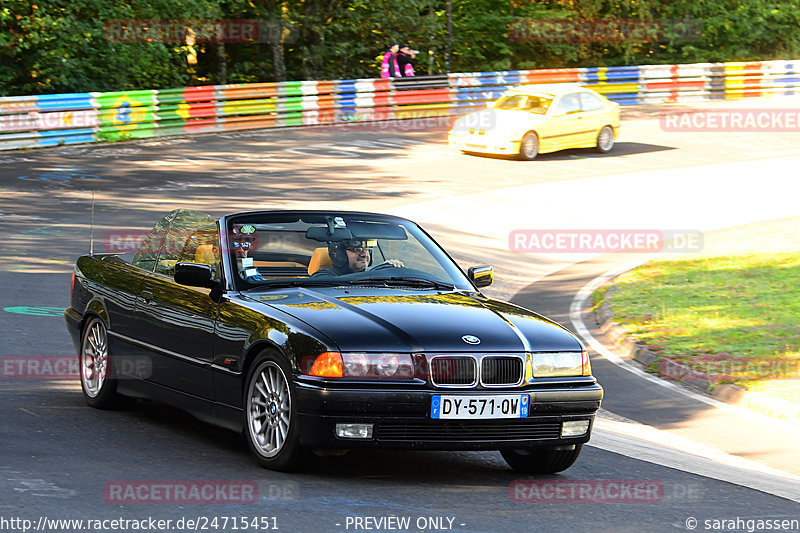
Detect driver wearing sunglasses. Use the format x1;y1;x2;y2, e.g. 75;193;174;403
316;239;404;276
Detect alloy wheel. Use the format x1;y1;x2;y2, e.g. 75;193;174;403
247;361;292;457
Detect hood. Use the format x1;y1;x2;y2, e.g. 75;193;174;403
245;288;582;354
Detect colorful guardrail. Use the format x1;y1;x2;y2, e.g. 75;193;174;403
1;59;799;150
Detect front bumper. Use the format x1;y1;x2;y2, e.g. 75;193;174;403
295;381;602;450
448;132;520;155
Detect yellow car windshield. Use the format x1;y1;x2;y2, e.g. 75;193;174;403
493;94;553;115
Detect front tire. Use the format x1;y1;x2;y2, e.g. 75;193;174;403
501;444;583;474
79;317;120;409
595;125;614;153
244;351;306;471
518;132;539;160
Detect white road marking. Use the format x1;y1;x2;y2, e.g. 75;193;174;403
8;478;77;498
591;410;800;503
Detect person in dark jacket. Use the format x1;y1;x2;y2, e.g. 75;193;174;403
397;44;419;77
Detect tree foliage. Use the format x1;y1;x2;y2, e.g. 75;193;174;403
2;0;800;95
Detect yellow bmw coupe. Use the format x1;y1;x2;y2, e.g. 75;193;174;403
448;84;620;160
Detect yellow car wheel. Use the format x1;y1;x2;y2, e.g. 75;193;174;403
595;126;615;153
518;132;539;161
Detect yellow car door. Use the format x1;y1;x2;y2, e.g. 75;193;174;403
577;92;610;146
540;93;584;152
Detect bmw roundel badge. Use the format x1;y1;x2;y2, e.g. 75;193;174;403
462;335;481;345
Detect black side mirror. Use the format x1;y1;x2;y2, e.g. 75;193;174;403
468;265;493;288
175;262;216;288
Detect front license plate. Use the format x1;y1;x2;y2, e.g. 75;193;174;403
430;394;529;420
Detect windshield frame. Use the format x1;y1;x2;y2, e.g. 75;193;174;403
220;211;476;293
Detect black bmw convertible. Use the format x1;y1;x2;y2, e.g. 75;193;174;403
65;209;602;473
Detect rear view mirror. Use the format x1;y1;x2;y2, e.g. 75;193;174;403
306;226;353;242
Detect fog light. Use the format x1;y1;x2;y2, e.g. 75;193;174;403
335;423;373;439
561;420;590;438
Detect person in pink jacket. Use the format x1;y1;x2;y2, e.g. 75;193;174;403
380;43;400;79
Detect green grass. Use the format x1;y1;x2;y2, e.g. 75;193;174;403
598;218;800;389
591;284;611;311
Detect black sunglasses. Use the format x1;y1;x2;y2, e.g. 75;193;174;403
346;246;370;254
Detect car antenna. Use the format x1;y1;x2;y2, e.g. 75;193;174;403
89;190;95;255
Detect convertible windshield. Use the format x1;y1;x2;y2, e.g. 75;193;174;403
493;94;553;114
226;213;473;291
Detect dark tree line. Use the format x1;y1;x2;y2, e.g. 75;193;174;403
2;0;800;96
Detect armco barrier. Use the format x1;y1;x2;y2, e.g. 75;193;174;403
2;59;800;150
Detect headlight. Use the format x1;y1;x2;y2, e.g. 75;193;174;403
531;351;588;377
308;352;414;379
344;353;414;378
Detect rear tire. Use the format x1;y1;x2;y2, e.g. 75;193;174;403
244;351;309;471
517;132;539;160
501;444;583;474
595;126;614;153
79;317;123;409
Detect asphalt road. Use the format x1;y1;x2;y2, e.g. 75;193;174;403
2;102;800;532
1;379;796;533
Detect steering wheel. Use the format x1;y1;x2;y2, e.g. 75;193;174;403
369;262;397;271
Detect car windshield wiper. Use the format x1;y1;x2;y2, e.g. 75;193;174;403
244;279;346;290
348;277;455;290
